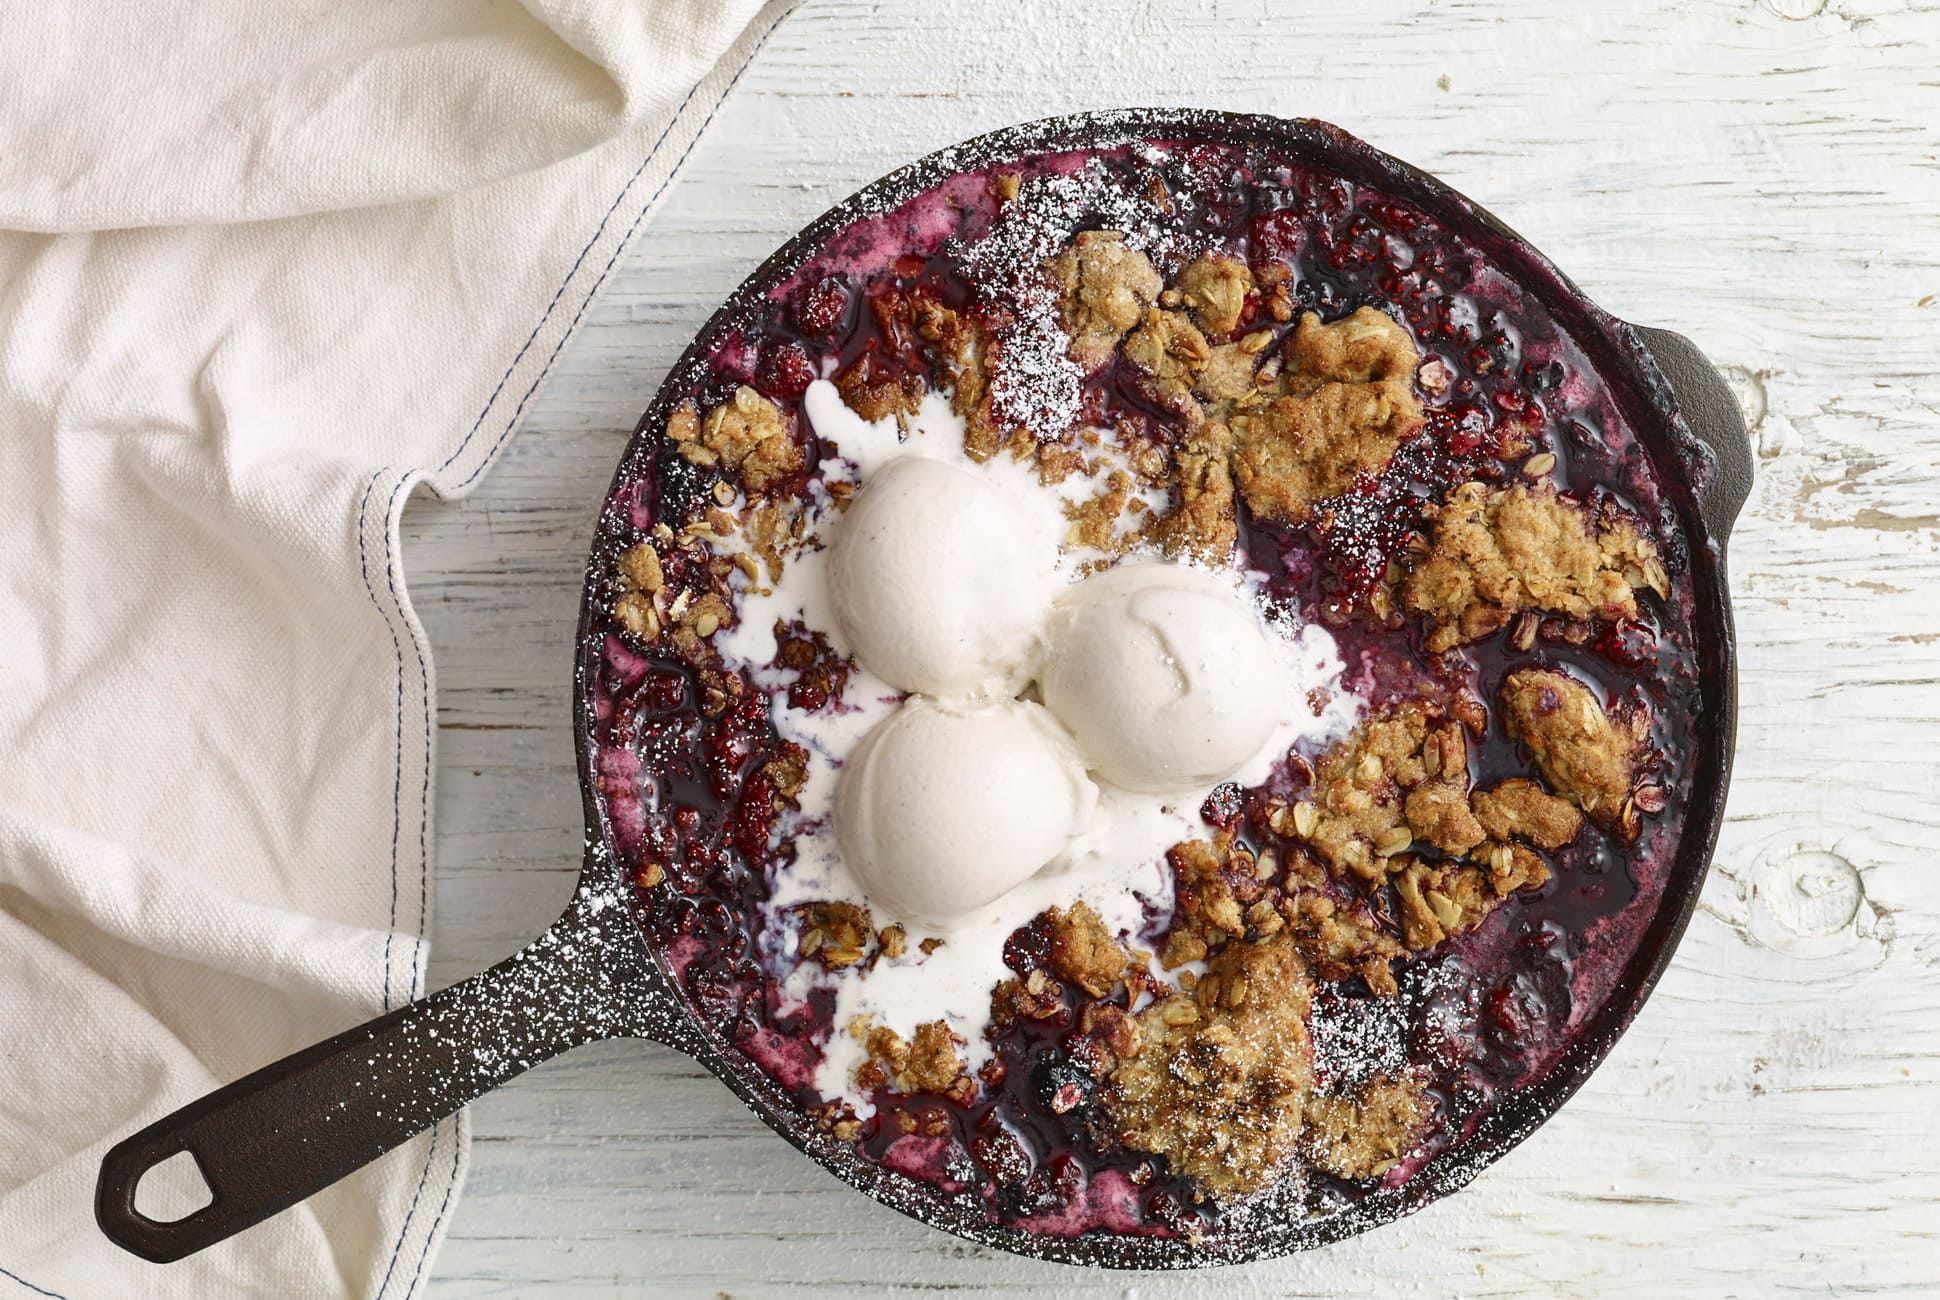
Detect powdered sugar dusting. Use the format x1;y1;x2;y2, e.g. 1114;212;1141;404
955;153;1197;441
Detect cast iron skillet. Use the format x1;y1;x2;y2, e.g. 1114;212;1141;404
96;110;1751;1268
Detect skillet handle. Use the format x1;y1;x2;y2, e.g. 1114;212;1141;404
1630;325;1754;544
96;883;642;1263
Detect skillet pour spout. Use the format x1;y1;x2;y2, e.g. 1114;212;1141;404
97;110;1750;1268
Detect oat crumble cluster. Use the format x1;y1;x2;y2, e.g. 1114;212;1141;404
585;142;1696;1237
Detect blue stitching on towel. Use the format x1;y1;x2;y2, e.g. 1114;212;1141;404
354;468;400;1011
378;473;429;971
385;18;788;1292
366;466;441;1300
433;84;704;478
448;16;781;494
372;1121;441;1300
403;1115;465;1289
0;1265;64;1298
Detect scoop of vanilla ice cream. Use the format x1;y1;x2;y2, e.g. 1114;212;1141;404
827;456;1058;699
1039;561;1288;794
835;697;1098;927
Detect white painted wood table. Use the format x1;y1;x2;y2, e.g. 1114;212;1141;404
403;1;1940;1293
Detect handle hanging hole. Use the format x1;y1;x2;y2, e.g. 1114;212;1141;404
132;1149;214;1223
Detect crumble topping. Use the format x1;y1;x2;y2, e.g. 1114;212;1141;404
610;531;744;715
1300;1073;1432;1180
1043;902;1136;997
1123;306;1213;416
1062;468;1144;556
1230;307;1424;524
1152;419;1238;564
910;293;1003;459
1100;934;1314;1199
991;966;1065;1028
1266;698;1608;967
1499;668;1647;829
1393;848;1547;950
1471;777;1584;850
1278;889;1406;997
855;1019;977;1103
1283;703;1483;883
1196;339;1268;403
1173;252;1254;336
1050;230;1162;370
1161;832;1404;998
1402;480;1666;652
797;900;875;970
677;386;805;495
835;347;927;425
773;621;853;713
613;541;665;641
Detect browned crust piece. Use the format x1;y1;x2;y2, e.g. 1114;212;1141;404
1279;889;1406;996
1300;1073;1432;1180
1196;341;1264;402
912;293;1005;460
1275;704;1485;884
1121;306;1211;417
1401;480;1667;653
796;900;874;970
834;348;926;425
1229;307;1423;525
1063;469;1141;556
1162;833;1403;997
1272;704;1591;961
612;541;665;642
1499;668;1647;829
1151;419;1238;564
1471;778;1584;850
1101;935;1315;1199
674;387;805;496
1043;902;1133;998
1392;846;1548;950
1174;252;1255;336
610;530;740;714
1050;230;1162;370
855;1019;977;1104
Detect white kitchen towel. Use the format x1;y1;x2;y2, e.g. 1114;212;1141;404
0;2;788;1295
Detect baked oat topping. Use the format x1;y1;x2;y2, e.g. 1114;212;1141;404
1393;848;1547;951
797;900;875;970
1160;832;1405;998
1063;469;1144;555
1471;777;1584;850
612;541;665;641
1230;307;1424;524
1050;230;1163;370
1101;935;1314;1198
856;1019;977;1103
1152;419;1238;564
1042;902;1134;998
1499;668;1646;826
1174;252;1255;337
1402;480;1664;652
835;347;927;425
1300;1073;1431;1180
679;386;805;495
1202;341;1267;404
1123;307;1213;416
910;293;1003;459
1282;703;1482;883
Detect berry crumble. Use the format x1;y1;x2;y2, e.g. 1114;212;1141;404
582;134;1702;1245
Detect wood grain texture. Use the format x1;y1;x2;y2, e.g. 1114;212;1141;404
403;0;1940;1292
